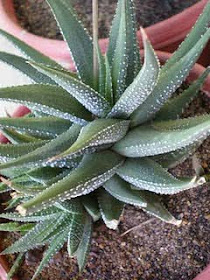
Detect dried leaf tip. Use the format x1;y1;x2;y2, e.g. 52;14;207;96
170;218;182;227
0;176;12;187
16;205;27;216
11;192;19;199
196;176;206;185
106;219;120;230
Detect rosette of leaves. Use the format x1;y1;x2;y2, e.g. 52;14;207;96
0;0;209;278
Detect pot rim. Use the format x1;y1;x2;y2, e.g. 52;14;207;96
0;0;208;65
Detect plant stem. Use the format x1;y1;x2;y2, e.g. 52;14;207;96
92;0;99;87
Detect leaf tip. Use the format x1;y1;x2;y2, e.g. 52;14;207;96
16;205;27;216
140;27;148;41
106;219;120;230
196;176;206;185
170;218;182;227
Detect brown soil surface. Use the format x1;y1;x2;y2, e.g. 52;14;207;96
0;90;209;280
14;0;199;39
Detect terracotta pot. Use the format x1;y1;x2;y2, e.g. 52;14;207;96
193;264;210;280
0;49;209;279
0;0;209;67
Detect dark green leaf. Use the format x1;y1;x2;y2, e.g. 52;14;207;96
104;175;147;207
98;188;124;229
0;124;81;170
30;62;111;117
0;52;55;85
117;158;204;194
45;0;94;87
76;214;92;272
156;67;210;120
131;28;210;126
56;119;130;159
113;115;210;157
0;84;92;125
0;117;72;138
17;151;124;215
0;29;62;68
109;28;159;118
82;194;101;222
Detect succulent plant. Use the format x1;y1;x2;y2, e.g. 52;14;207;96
0;0;209;278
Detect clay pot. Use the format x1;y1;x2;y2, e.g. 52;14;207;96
193;264;210;280
0;0;209;67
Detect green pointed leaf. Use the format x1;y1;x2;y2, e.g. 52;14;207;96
17;151;124;215
0;222;34;232
111;0;128;100
156;67;210;120
27;167;62;184
117;158;205;194
107;0;141;96
0;140;47;163
162;1;210;72
0;178;46;196
31;229;69;280
1;221;54;254
46;169;74;186
153;143;199;169
0;124;81;170
0;208;61;222
98;188;124;230
124;0;141;85
0;166;31;180
0;29;62;69
56;119;130;159
113;116;210;157
0;182;10;193
1;214;68;254
45;0;94;88
82;194;101;222
96;43;106;96
107;0;124;64
0;222;21;232
17;224;35;232
54;200;84;215
0;84;92;125
131;28;210;126
6;196;25;210
7;253;24;280
140;191;181;225
1;128;40;144
153;114;210;130
67;213;85;256
104;175;147;207
30;62;111;117
0;52;55;85
76;214;92;272
109;28;160;118
0;117;72;138
105;55;113;105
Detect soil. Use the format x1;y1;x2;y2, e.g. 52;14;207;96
0;90;210;280
13;0;200;40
